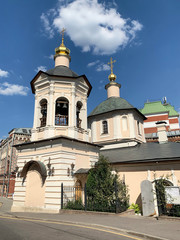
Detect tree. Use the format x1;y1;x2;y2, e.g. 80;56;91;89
86;155;129;212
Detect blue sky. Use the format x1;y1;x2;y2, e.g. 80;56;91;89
0;0;180;140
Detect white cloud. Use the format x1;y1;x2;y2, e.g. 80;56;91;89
0;69;9;78
49;54;54;60
0;82;29;96
96;63;110;72
42;0;143;55
40;10;56;39
35;66;47;72
87;60;110;72
87;60;100;67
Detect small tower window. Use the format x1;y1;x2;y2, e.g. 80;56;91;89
102;120;108;134
137;121;141;135
40;99;47;127
55;97;69;126
76;101;83;128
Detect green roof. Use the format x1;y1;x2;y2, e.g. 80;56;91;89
140;101;179;117
89;97;145;118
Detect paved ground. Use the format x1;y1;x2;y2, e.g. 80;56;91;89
0;197;180;240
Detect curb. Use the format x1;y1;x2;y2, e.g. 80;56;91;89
0;214;168;240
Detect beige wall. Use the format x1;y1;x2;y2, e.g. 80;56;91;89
25;170;45;207
90;110;146;145
11;139;99;213
115;161;180;204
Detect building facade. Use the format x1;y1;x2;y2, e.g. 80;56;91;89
0;128;31;197
139;100;180;142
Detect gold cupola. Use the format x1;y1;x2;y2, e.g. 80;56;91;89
54;28;71;67
108;57;117;81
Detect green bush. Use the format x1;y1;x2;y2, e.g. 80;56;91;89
129;203;141;214
64;199;84;210
86;155;129;213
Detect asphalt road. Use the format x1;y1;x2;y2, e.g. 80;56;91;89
0;215;144;240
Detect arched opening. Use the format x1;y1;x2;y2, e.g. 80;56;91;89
154;179;173;216
75;180;82;201
22;161;47;208
21;160;47;185
55;97;69;126
40;99;47;127
76;101;83;128
102;120;108;134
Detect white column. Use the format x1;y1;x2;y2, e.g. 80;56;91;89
47;82;54;127
129;113;136;138
81;99;87;130
71;85;76;127
113;115;121;139
91;121;97;142
33;94;39;129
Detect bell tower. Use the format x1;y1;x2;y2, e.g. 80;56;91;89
31;30;91;142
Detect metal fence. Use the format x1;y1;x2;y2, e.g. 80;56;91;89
61;183;127;214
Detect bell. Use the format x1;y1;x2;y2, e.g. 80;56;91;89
62;103;67;108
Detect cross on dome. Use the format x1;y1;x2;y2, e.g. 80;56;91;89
108;57;116;74
60;28;66;46
108;57;117;81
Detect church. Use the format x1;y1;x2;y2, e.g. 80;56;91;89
11;32;180;214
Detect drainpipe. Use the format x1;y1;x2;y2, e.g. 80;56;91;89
0;142;2;195
6;135;15;198
2;140;9;197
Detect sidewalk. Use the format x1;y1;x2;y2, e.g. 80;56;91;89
0;197;180;240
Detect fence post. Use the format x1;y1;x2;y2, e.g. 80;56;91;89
115;180;118;214
84;183;87;211
61;183;63;209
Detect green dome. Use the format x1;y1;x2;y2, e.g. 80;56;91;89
89;97;136;117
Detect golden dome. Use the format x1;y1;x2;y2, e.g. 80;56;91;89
108;73;117;81
54;28;70;58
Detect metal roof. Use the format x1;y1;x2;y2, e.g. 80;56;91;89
75;168;90;174
8;128;31;135
46;65;78;77
30;70;92;97
140;101;179;117
101;142;180;164
88;97;146;119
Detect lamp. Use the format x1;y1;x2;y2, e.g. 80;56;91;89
47;158;54;176
67;163;75;177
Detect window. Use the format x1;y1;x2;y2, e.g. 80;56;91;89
40;99;47;127
55;97;69;126
137;121;141;135
102;120;108;134
22;129;27;134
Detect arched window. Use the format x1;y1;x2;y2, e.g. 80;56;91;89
55;97;69;126
76;101;83;128
122;116;128;131
102;120;108;134
40;99;47;127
